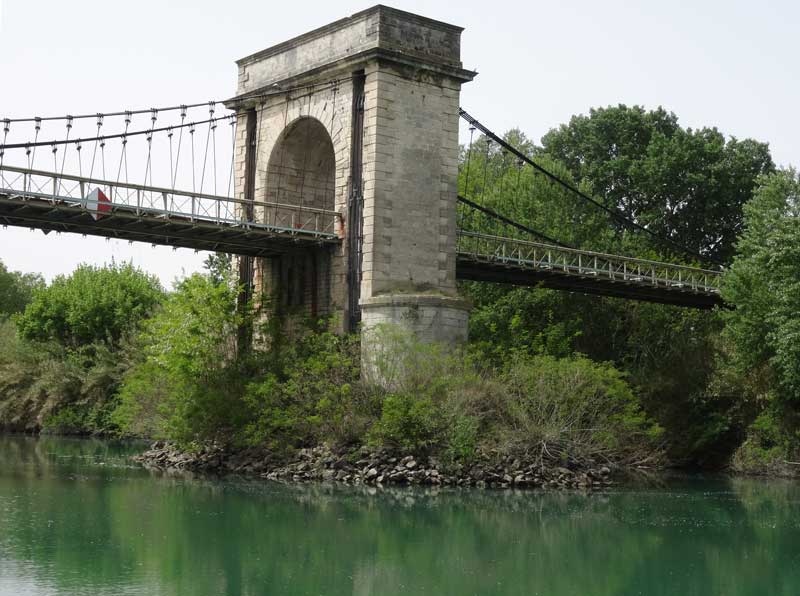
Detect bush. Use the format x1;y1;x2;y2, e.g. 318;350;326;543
112;360;173;438
113;274;245;447
0;319;129;434
494;354;663;462
731;404;800;475
242;331;374;450
0;263;161;435
363;325;661;464
0;259;43;319
368;393;444;453
16;263;163;347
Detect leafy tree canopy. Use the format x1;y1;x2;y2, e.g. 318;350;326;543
203;252;233;286
722;169;800;402
540;104;774;263
16;263;163;347
0;260;43;319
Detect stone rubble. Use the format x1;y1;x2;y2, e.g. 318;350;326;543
134;442;618;491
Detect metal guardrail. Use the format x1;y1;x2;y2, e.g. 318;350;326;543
0;165;723;298
457;230;722;295
0;165;340;239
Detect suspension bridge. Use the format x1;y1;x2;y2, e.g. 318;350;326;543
0;6;723;346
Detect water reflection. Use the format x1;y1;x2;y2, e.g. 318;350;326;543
0;435;798;595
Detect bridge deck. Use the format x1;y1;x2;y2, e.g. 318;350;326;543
0;166;340;256
0;166;723;308
456;231;722;308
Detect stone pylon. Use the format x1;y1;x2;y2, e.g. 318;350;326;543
226;5;475;358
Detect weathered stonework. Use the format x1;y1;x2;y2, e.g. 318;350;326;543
360;295;471;344
226;5;475;355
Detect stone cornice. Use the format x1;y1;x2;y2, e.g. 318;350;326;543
236;5;464;68
224;47;477;110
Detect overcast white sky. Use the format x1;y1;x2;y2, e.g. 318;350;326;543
0;0;797;288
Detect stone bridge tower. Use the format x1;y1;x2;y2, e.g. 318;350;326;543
227;5;475;349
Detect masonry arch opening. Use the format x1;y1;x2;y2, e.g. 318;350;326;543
259;117;337;319
266;116;336;220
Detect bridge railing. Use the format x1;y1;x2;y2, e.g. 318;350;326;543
457;230;722;294
0;165;340;239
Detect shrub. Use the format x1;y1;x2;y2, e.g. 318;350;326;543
361;325;660;463
112;360;173;438
16;263;163;347
0;259;43;319
0;319;130;434
242;332;374;450
494;354;662;461
113;274;245;447
731;404;800;475
444;413;481;462
368;393;444;453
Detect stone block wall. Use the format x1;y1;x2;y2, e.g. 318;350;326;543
359;63;463;302
227;6;476;346
230;80;355;327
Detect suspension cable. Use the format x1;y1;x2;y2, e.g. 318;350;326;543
458;196;571;248
116;112;131;185
226;117;236;198
458;108;721;267
59;116;73;178
30;118;41;168
172;106;187;190
0;119;8;168
461;125;475;196
211;109;218;196
0;78;349;124
190;122;196;194
88;115;103;180
199;103;213;193
0;114;235;151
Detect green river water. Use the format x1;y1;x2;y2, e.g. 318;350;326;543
0;435;798;595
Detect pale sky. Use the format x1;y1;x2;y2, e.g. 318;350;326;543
0;0;797;288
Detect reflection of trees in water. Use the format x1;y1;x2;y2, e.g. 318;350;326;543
1;436;800;596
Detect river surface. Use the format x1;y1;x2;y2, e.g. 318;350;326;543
0;436;799;595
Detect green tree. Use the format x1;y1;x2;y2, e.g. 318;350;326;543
458;109;767;465
0;260;43;319
115;274;246;445
723;169;800;402
720;169;800;470
459;131;610;250
16;263;163;347
540;105;774;263
203;252;233;286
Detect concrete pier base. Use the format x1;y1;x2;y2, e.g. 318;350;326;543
360;294;470;386
360;295;470;345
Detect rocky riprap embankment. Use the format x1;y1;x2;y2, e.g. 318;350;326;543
135;442;617;490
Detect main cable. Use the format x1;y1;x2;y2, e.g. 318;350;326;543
0;114;235;150
457;195;572;248
0;78;351;124
458;108;722;268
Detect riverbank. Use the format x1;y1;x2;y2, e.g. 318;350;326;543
135;441;622;490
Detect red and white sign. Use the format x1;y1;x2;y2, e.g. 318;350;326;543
86;188;112;220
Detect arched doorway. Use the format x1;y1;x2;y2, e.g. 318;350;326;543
259;117;337;317
266;117;335;218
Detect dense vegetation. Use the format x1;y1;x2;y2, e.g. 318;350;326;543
0;264;162;433
721;170;800;473
0;104;797;475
